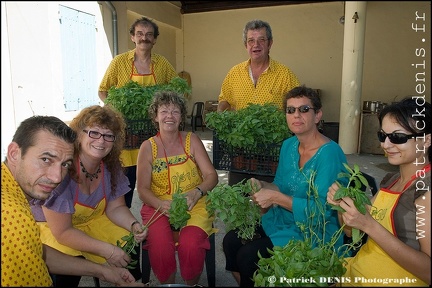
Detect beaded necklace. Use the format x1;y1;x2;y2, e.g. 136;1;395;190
79;160;101;181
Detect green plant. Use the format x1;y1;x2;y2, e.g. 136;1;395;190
206;180;261;241
167;174;191;230
105;77;191;121
205;103;292;151
329;163;372;244
169;192;191;230
252;171;358;287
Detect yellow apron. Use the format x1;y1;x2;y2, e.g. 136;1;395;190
39;166;130;264
120;62;157;167
343;171;428;287
150;132;216;235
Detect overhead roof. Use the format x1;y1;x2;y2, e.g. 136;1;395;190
171;1;327;14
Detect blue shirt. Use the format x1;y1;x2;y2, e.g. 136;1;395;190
262;136;347;249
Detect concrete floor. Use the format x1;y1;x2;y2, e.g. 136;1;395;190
79;126;397;287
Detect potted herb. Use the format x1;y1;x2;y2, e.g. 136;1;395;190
206;180;261;242
206;103;291;173
105;77;191;121
205;103;291;151
105;77;191;148
252;165;371;287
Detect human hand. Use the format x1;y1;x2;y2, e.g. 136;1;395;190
159;200;172;217
133;226;148;243
338;196;372;231
248;178;262;193
185;189;200;210
326;182;341;206
106;245;131;268
251;188;274;209
99;266;145;287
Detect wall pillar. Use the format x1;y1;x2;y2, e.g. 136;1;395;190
339;1;367;154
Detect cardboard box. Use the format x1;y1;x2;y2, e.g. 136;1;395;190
205;100;218;112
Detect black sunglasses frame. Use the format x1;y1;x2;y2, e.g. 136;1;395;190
286;105;315;114
377;130;423;144
83;129;116;142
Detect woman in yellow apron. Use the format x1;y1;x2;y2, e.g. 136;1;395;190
327;98;431;286
136;91;218;286
31;106;147;287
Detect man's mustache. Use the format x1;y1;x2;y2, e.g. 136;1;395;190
139;40;152;44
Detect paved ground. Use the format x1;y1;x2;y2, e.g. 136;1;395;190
79;126;396;287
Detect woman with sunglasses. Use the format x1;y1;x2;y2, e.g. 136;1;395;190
31;105;147;287
327;98;431;286
223;85;349;287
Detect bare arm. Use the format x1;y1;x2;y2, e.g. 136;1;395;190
105;196;148;243
43;245;144;286
98;91;108;102
249;178;293;213
217;100;231;112
42;206;130;268
185;132;219;209
136;140;171;214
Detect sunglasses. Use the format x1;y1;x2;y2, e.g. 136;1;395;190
377;130;423;144
83;129;116;142
286;105;315;114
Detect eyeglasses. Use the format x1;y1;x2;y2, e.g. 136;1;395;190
246;38;268;46
135;32;154;38
159;109;181;117
286;105;315;114
377;130;423;144
83;130;116;142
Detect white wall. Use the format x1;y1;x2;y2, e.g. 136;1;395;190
1;2;111;160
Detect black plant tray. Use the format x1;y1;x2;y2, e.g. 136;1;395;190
124;119;157;149
212;134;281;176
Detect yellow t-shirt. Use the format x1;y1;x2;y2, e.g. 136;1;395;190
1;163;52;287
98;49;178;92
218;57;300;110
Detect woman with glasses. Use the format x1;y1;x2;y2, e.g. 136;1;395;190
136;91;218;286
223;85;348;287
31;105;147;287
327;98;431;286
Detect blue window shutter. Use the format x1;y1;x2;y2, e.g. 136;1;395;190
59;5;97;111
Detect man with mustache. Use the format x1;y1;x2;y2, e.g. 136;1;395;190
99;16;178;209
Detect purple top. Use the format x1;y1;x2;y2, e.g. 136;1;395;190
31;166;130;221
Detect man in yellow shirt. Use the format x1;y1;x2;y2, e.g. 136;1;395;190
217;19;300;112
99;17;177;207
217;19;300;185
1;115;143;287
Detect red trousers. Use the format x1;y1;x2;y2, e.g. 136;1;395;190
141;204;210;282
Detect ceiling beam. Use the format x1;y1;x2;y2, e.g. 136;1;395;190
180;1;326;14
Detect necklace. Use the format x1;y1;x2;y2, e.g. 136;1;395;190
80;161;101;181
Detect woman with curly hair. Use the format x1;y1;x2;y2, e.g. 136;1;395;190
31;105;147;287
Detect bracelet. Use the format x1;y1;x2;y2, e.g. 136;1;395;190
196;186;205;197
106;245;115;260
